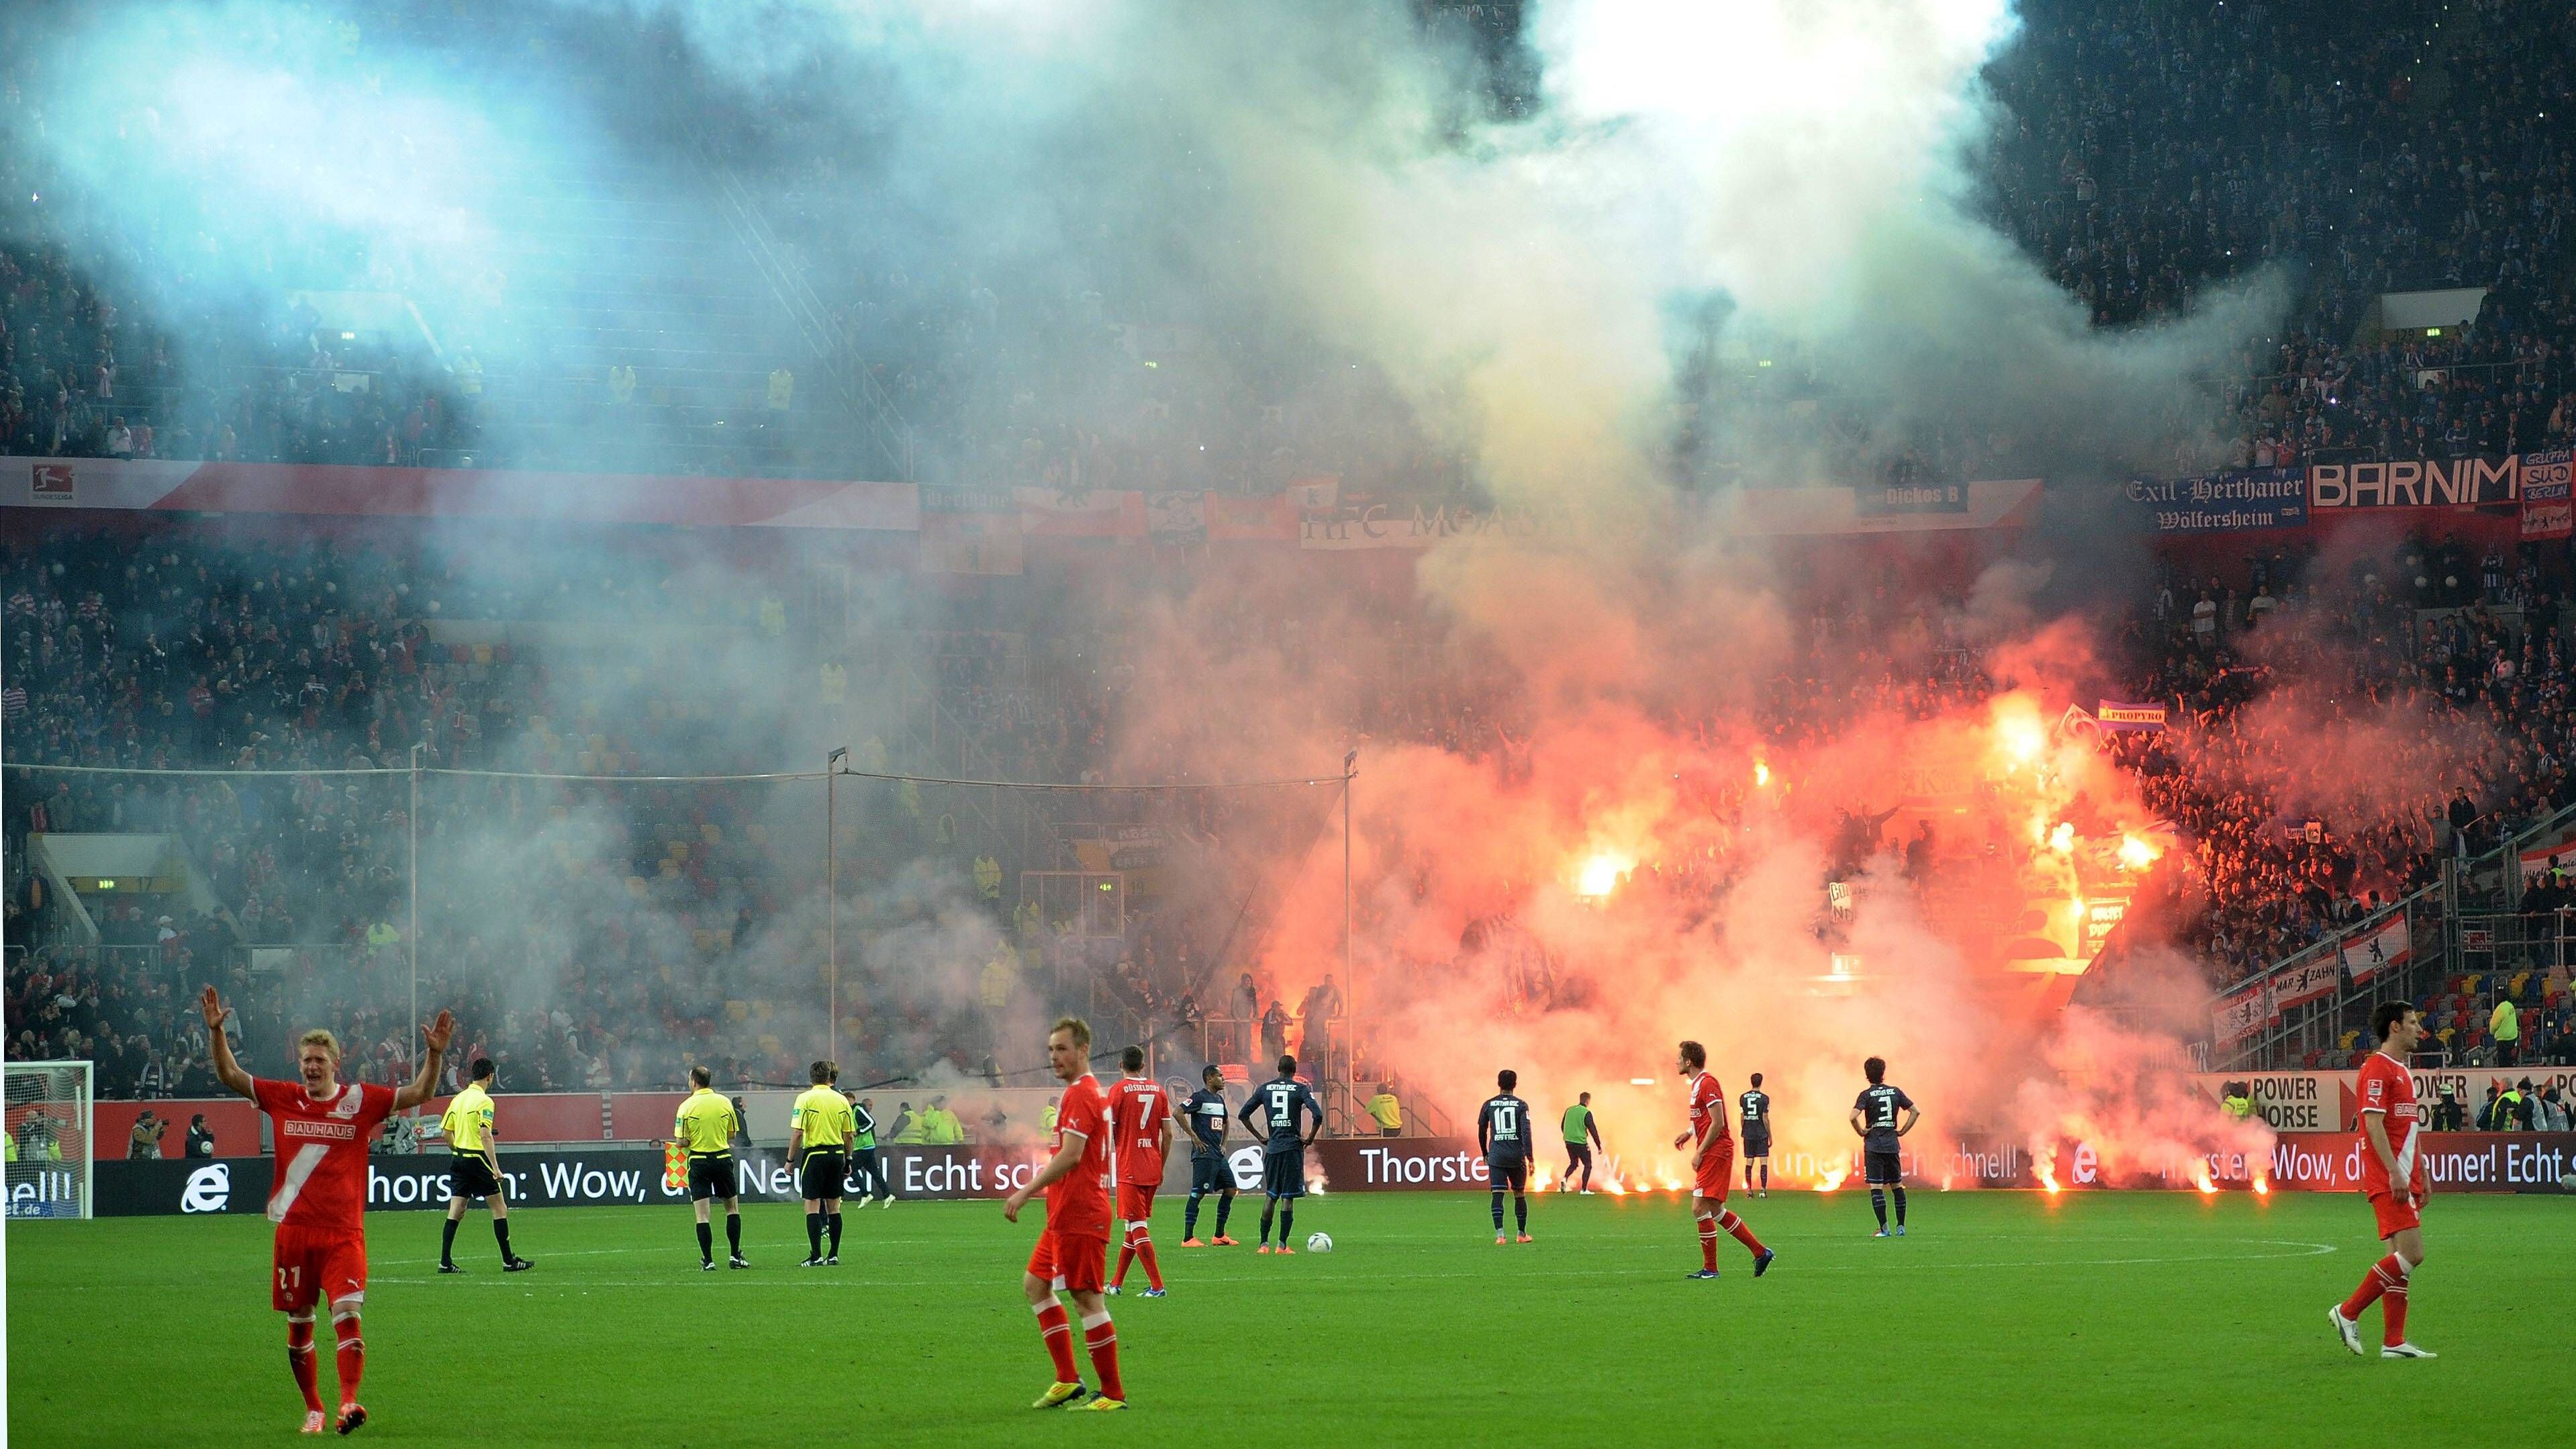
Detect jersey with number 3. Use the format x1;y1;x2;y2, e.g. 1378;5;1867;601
253;1078;395;1233
1108;1076;1172;1188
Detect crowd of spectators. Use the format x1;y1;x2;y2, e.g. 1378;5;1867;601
21;1;2576;1103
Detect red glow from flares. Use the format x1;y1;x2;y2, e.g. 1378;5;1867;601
1574;852;1631;898
2117;833;2161;870
1814;1164;1848;1193
2252;1176;2271;1197
2189;1162;2217;1195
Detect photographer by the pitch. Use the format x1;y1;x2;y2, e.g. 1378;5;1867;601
127;1110;167;1160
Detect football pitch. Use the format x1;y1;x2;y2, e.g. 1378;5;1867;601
7;1189;2567;1447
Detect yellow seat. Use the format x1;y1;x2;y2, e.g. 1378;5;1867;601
700;823;722;845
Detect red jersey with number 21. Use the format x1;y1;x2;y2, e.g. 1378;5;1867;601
1108;1076;1172;1188
1686;1071;1729;1145
2354;1052;2425;1199
253;1078;395;1233
1045;1073;1114;1238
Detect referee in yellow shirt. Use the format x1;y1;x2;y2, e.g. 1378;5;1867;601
675;1066;749;1270
788;1061;859;1266
438;1058;533;1274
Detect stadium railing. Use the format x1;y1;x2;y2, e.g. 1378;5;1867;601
2209;800;2576;1072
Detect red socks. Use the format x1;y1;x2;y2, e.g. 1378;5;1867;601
1697;1219;1720;1270
1082;1311;1124;1401
2342;1253;2411;1345
286;1318;323;1413
1113;1245;1135;1289
1719;1209;1767;1255
1137;1239;1163;1291
1114;1225;1165;1291
331;1311;365;1408
1033;1302;1080;1383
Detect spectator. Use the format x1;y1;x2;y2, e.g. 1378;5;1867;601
183;1113;216;1159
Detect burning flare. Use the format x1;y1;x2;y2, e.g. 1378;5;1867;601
1574;851;1632;898
2117;833;2162;870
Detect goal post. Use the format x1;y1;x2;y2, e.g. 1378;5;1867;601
5;1060;94;1219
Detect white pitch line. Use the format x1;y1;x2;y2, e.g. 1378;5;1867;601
365;1240;2339;1290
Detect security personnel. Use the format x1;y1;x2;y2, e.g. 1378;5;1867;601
438;1058;532;1274
851;1094;894;1208
790;1061;858;1266
2221;1082;2256;1122
675;1066;748;1270
1364;1083;1402;1137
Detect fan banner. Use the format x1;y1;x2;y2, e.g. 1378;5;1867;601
2338;910;2410;984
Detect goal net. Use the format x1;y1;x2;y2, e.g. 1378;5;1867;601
5;1060;93;1219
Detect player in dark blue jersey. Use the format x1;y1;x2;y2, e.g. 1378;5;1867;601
1237;1055;1322;1254
1739;1073;1773;1198
1849;1056;1919;1237
1477;1070;1537;1244
1178;1065;1239;1247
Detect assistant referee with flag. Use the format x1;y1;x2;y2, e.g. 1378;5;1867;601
676;1066;749;1269
790;1061;858;1266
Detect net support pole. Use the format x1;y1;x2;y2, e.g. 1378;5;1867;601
408;742;421;1086
827;747;848;1068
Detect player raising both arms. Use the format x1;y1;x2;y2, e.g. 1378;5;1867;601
1478;1070;1537;1244
1673;1040;1773;1281
1002;1017;1127;1411
2330;1001;2438;1359
1107;1045;1173;1297
1179;1065;1239;1247
201;984;454;1436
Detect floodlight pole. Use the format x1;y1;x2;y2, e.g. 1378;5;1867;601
1342;747;1357;1085
827;746;849;1067
408;743;421;1088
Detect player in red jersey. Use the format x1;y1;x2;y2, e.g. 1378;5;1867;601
1106;1045;1174;1298
201;985;455;1435
1671;1039;1773;1281
2329;1000;2437;1359
1002;1017;1128;1411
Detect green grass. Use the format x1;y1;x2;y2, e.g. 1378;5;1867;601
7;1189;2569;1446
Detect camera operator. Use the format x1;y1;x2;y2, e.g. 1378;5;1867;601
126;1110;167;1160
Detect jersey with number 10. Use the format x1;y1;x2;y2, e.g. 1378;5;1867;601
1478;1093;1535;1160
1108;1076;1172;1188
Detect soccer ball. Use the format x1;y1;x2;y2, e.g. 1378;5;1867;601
1306;1231;1333;1253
